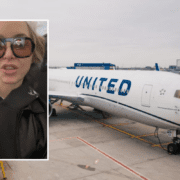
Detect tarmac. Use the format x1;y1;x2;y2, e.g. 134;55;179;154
1;100;180;180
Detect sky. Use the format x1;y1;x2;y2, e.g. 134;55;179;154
0;0;180;68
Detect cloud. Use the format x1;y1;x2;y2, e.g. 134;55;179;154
0;0;180;67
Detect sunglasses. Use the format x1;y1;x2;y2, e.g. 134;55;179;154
0;37;35;58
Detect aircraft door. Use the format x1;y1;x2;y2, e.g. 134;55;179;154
141;85;153;107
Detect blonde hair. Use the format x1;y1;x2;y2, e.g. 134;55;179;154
26;21;45;64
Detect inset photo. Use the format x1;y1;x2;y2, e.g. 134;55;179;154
0;20;48;160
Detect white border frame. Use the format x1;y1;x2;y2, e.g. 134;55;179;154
0;19;49;161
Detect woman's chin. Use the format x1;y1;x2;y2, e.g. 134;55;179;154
2;77;22;85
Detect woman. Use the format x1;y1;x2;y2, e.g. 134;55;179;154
0;21;47;159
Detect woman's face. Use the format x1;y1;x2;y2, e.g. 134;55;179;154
0;21;33;85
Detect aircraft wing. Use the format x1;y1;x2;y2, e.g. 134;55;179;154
49;91;84;104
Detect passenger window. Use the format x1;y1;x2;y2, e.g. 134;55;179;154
174;90;180;99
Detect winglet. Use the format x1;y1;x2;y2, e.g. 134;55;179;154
155;63;159;71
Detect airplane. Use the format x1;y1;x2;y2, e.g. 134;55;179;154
49;68;180;155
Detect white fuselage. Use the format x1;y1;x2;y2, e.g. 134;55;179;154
49;69;180;130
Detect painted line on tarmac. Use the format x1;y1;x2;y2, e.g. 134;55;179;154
98;123;130;127
91;119;156;146
77;136;149;180
131;133;155;138
50;135;149;179
152;142;170;147
56;104;169;150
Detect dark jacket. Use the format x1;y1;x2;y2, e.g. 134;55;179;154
0;82;47;159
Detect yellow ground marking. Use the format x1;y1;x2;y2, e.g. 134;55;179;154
93;123;130;127
105;123;129;127
92;123;129;127
152;143;171;147
131;133;156;138
91;119;156;145
54;103;170;150
0;161;7;179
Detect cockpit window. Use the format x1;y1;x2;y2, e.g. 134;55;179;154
174;90;180;99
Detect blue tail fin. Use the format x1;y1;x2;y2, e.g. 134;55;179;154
155;63;159;71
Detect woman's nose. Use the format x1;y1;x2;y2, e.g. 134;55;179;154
3;43;16;59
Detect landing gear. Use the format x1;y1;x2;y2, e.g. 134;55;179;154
60;100;63;106
167;131;180;155
93;108;110;119
167;143;179;154
68;104;85;111
52;108;57;116
49;97;60;117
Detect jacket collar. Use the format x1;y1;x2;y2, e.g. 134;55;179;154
2;82;44;113
23;98;45;113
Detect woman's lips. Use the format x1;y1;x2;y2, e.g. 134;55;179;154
1;64;18;75
2;69;17;75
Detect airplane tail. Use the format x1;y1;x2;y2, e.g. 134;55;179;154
155;63;160;71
